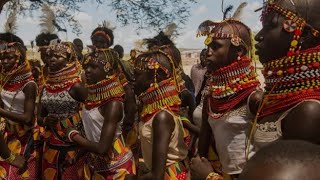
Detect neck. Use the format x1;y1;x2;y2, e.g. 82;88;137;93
206;56;259;118
259;45;320;118
45;61;81;93
85;75;125;110
1;62;34;92
138;78;181;122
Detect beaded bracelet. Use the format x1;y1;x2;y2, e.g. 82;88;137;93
67;130;80;142
5;152;16;164
206;172;223;180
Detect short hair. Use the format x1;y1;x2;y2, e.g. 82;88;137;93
113;45;124;59
35;33;59;47
240;140;320;178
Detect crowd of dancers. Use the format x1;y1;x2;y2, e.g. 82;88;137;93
1;0;320;179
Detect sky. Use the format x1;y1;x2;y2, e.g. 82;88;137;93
0;0;263;53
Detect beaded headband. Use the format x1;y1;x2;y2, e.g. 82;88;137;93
83;49;119;73
197;19;250;49
133;49;180;88
0;42;22;58
46;42;76;62
261;0;320;56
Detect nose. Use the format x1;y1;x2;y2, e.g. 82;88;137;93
206;47;213;57
255;32;264;42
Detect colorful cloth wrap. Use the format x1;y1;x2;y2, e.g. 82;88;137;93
0;123;43;180
83;136;136;180
42;113;84;180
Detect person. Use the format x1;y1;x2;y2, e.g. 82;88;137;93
132;49;189;179
73;38;84;63
35;33;59;80
114;44;135;82
196;18;260;179
29;59;45;94
191;48;208;128
191;48;208;106
91;24;137;138
0;34;42;179
239;140;320;180
144;32;198;151
68;48;136;179
250;0;320;151
38;42;87;180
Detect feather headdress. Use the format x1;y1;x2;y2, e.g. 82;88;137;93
4;8;18;34
39;4;56;34
100;20;116;31
232;2;248;20
164;23;178;37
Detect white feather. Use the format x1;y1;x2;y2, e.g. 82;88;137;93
4;8;18;34
232;2;248;20
100;20;116;30
164;23;178;37
39;4;56;34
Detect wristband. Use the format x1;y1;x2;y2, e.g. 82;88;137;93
5;152;16;164
206;172;223;180
67;130;79;142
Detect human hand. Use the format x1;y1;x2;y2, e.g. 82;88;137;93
190;156;215;179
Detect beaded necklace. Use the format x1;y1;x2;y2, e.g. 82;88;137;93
207;56;259;119
85;74;125;110
138;78;181;122
45;62;81;93
1;62;34;92
259;45;320;118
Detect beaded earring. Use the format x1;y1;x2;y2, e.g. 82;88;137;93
147;58;160;88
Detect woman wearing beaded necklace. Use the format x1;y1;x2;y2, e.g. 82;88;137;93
0;34;42;179
249;0;320;151
68;49;136;179
132;50;189;179
38;42;87;180
91;25;137;138
194;19;260;179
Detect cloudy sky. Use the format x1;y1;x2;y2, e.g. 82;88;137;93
0;0;263;53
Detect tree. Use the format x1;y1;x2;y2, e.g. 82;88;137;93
0;0;196;35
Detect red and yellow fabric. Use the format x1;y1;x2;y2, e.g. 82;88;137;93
42;113;84;180
0;125;43;180
83;136;136;180
164;159;189;180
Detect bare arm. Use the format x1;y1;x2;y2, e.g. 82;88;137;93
0;83;36;125
140;111;175;180
69;82;87;103
72;101;123;155
198;96;213;158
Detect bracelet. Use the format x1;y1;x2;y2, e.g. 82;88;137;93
67;130;79;142
206;172;223;180
5;152;16;164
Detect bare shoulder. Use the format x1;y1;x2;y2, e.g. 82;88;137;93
282;100;320;144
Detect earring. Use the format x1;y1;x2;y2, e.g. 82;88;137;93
237;52;242;61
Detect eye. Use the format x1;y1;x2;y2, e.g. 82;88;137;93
209;42;221;50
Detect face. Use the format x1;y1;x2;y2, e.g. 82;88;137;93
47;54;68;72
84;55;109;85
39;48;49;66
74;40;83;52
91;35;108;49
255;3;293;63
200;49;207;67
0;52;19;73
133;68;154;96
206;38;237;71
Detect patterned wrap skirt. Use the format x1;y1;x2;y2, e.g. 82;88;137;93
42;113;84;180
0;124;43;180
84;137;136;180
